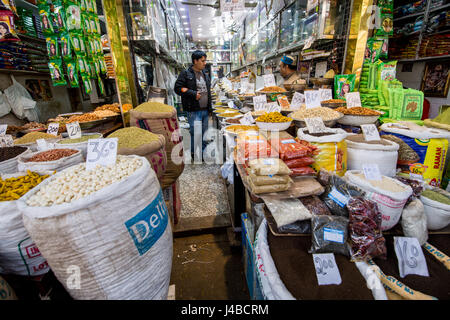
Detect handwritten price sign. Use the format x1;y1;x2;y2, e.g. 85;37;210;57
290;92;305;110
86;138;118;171
253;95;267;111
0;124;7;136
66;121;82;139
305;90;321;109
319;88;333;102
263;74;276;87
304;117;327;134
313;253;342;285
0;134;13;147
394;237;429;278
263;102;281;113
361;124;381;141
47;123;59;136
345;92;362;108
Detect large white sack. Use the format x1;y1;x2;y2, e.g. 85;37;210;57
17;148;83;172
17;155;173;300
0;171;52;276
0;147;31;174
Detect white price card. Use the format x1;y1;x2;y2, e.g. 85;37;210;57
36;138;49;151
66;121;82;139
315;61;328;78
253;95;267;111
313;253;342;286
244;82;255;94
290;92;305;110
319;88;333;102
228;101;234;109
240;112;255;125
47;122;59;136
361;124;381;141
264;102;281;113
0;124;7;136
240;77;249;88
394;237;429;278
362;163;382;181
305;90;321;109
304;117;327;134
86;138;118;171
0;134;13;147
263;73;276;87
345;92;362;108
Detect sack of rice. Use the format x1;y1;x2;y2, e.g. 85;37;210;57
130;102;184;189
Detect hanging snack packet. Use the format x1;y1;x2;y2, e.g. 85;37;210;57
79;35;86;55
92;0;97;13
376;13;393;36
77;55;88;74
89;59;97;78
334;74;356;99
45;35;59;59
52;1;67;32
90;15;97;36
70;32;81;54
82;12;91;34
60;32;72;60
66;59;79;87
80;0;87;12
93;57;100;75
95;16;101;34
379;37;388;60
48;58;67;86
81;74;92;94
87;35;96;56
97;76;104;95
39;6;54;34
98;55;106;73
0;10;20;42
377;60;397;88
65;1;82;31
87;0;94;13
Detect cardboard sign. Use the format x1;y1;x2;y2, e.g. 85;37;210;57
263;74;276;87
345;92;362;108
319;88;333;101
253;95;267;111
313;253;342;286
47;123;59;136
305;90;321;109
86;138;118;171
362;163;382;181
36;138;49;151
394;237;429;278
361;124;381;141
315;61;328;78
0;134;13;147
66;121;82;139
240;112;255;125
290;92;305;110
263;102;281;113
304;117;326;133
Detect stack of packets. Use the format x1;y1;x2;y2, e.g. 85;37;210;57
236;131;278;166
246;158;293;195
265;131;317;177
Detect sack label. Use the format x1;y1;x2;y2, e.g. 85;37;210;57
323;227;344;244
125;191;168;256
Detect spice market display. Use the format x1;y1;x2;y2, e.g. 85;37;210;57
0;0;449;304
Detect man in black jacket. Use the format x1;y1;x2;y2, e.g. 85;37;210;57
174;50;212;158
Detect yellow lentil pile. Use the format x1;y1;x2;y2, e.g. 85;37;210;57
226;125;259;133
134;102;175;113
0;170;50;201
108;127;161;149
256;112;292;123
57;134;102;144
14;132;58;145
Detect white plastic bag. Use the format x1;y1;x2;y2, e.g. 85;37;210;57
0;171;52;276
401;199;428;245
17;148;83;172
18;156;173;300
0;92;11;118
3;75;37;120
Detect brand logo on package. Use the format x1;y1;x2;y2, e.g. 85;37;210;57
125;191;169;256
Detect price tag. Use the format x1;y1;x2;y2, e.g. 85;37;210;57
394;237;429;278
228;101;234;109
362;163;382;181
263;74;276;87
264;102;281;113
47;122;59;136
345;92;361;108
312;253;342;286
0;134;13;147
36;138;49;151
86;138;118;171
0;124;7;136
304;117;326;134
315;61;328;78
239;112;255;125
253;95;267;111
304;90;321;109
244;82;255;94
277;96;290;109
319;88;333;102
303;36;314;50
361;124;380;141
66;121;82;139
290;92;305;110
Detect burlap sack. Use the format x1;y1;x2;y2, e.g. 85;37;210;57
117;134;167;182
130;107;184;189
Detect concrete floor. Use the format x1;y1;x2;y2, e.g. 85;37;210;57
170;230;249;300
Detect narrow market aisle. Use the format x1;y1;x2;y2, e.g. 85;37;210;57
170;231;249;300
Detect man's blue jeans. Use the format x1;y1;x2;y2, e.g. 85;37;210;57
187;109;209;155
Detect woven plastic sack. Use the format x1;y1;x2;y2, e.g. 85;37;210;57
17;148;83;172
0;147;31;174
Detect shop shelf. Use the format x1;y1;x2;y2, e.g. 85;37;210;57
0;68;50;76
394;11;426;22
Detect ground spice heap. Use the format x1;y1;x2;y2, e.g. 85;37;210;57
0;146;27;162
108;127;161;149
25;149;78;162
335;107;381;116
135;101;175;113
14;132;57;145
58;134;102;144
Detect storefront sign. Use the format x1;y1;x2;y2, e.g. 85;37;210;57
362;163;382;181
313;253;342;286
361;124;380;141
0;124;7;136
86;138;118;171
304;117;326;133
47;123;59;136
66;121;82;139
319;88;333;101
394;237;429;278
305;90;321;109
263;74;276;87
290;92;305;110
345;92;362;108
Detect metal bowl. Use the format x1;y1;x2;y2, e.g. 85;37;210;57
255;121;292;132
284;83;307;92
337;114;380;126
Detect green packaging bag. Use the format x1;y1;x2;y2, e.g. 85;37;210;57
48;59;67;86
70;32;82;54
45;35;59;59
87;0;94;13
334;74;356;99
81;74;92;94
89;15;97;35
97;76;104;95
379;37;389;60
39;6;54;34
87;36;96;56
82;13;91;34
66;59;79;87
60;32;72;60
92;0;98;13
98;55;106;73
401;89;424;120
376;13;393;36
95;17;101;34
65;1;82;31
377;60;397;85
52;1;67;32
77;55;88;74
80;0;87;12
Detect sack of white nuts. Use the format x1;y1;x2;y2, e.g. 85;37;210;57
17;155;173;300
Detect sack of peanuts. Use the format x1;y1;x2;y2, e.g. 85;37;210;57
130;102;184;189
